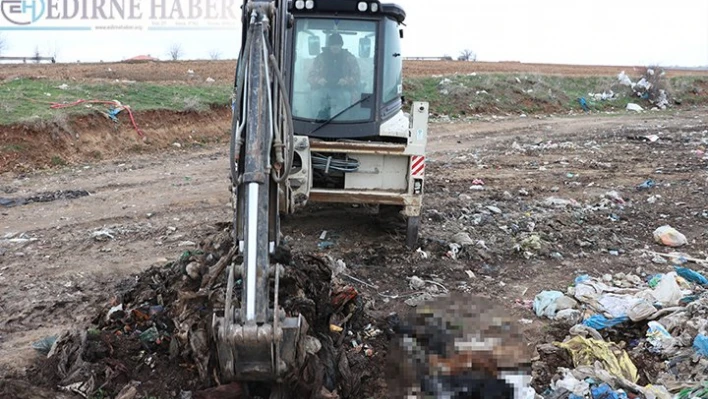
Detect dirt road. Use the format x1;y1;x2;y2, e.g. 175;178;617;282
2;109;707;385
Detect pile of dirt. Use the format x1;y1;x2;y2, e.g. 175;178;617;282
4;217;541;399
16;224;392;399
0;106;230;172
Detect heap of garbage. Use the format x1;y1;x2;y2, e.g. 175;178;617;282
29;225;388;399
618;69;670;110
531;259;708;399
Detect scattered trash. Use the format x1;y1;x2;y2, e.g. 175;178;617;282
487;205;503;214
626;103;644;112
543;197;579;208
408;276;426;290
50;99;145;137
675;266;708;286
205;77;215;83
637;179;656;190
451;232;475;246
582;314;628;330
533;291;577;319
618;71;633;87
693;335;708;357
556;336;638;383
652;272;682;306
32;335;58;355
318;241;335;250
653;225;687;247
1;190;90;208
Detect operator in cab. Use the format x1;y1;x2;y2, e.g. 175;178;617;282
307;32;361;120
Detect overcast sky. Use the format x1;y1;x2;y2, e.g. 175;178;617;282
1;0;707;66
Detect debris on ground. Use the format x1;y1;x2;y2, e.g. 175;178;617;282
618;68;671;109
530;262;708;398
0;189;90;208
27;226;390;399
627;103;644;112
653;225;688;248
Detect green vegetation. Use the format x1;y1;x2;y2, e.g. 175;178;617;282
0;78;231;125
403;73;707;116
50;155;67;166
1;143;26;152
0;74;705;125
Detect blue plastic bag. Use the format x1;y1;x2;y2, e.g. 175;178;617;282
575;275;591;285
675;266;708;286
533;291;564;318
637;179;656;190
591;383;621;399
583;315;628;330
694;335;708;357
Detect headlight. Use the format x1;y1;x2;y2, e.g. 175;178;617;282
305;0;314;9
357;1;368;11
370;2;378;12
295;0;305;9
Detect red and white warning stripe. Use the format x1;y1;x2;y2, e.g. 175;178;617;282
411;155;425;177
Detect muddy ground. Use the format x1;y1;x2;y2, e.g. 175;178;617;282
1;108;707;397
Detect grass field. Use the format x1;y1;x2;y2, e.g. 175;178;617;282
0;78;229;125
1;61;707;125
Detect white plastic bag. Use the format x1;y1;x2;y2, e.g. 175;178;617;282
653;225;687;247
652;272;682;307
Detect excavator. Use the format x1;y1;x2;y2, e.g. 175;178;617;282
212;0;429;396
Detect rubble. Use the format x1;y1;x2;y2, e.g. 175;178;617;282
28;228;387;399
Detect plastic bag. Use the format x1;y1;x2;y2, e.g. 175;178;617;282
651;272;682;306
618;71;633;87
534;291;576;319
583;315;628;330
694;334;708;357
675;266;708;286
598;294;640;318
556;336;638;383
647;321;675;351
627;300;658;322
653;225;687;247
591;383;625;399
552;370;590;396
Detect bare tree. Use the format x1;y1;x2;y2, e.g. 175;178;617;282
168;43;183;61
33;46;41;63
48;42;60;62
209;49;221;60
0;33;7;56
458;49;477;62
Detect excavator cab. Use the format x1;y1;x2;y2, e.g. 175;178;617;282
288;1;406;139
214;0;428;396
283;1;429;249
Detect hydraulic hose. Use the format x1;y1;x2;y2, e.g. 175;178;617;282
230;15;257;184
269;53;295;184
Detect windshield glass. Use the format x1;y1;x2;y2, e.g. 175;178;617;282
291;18;377;123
